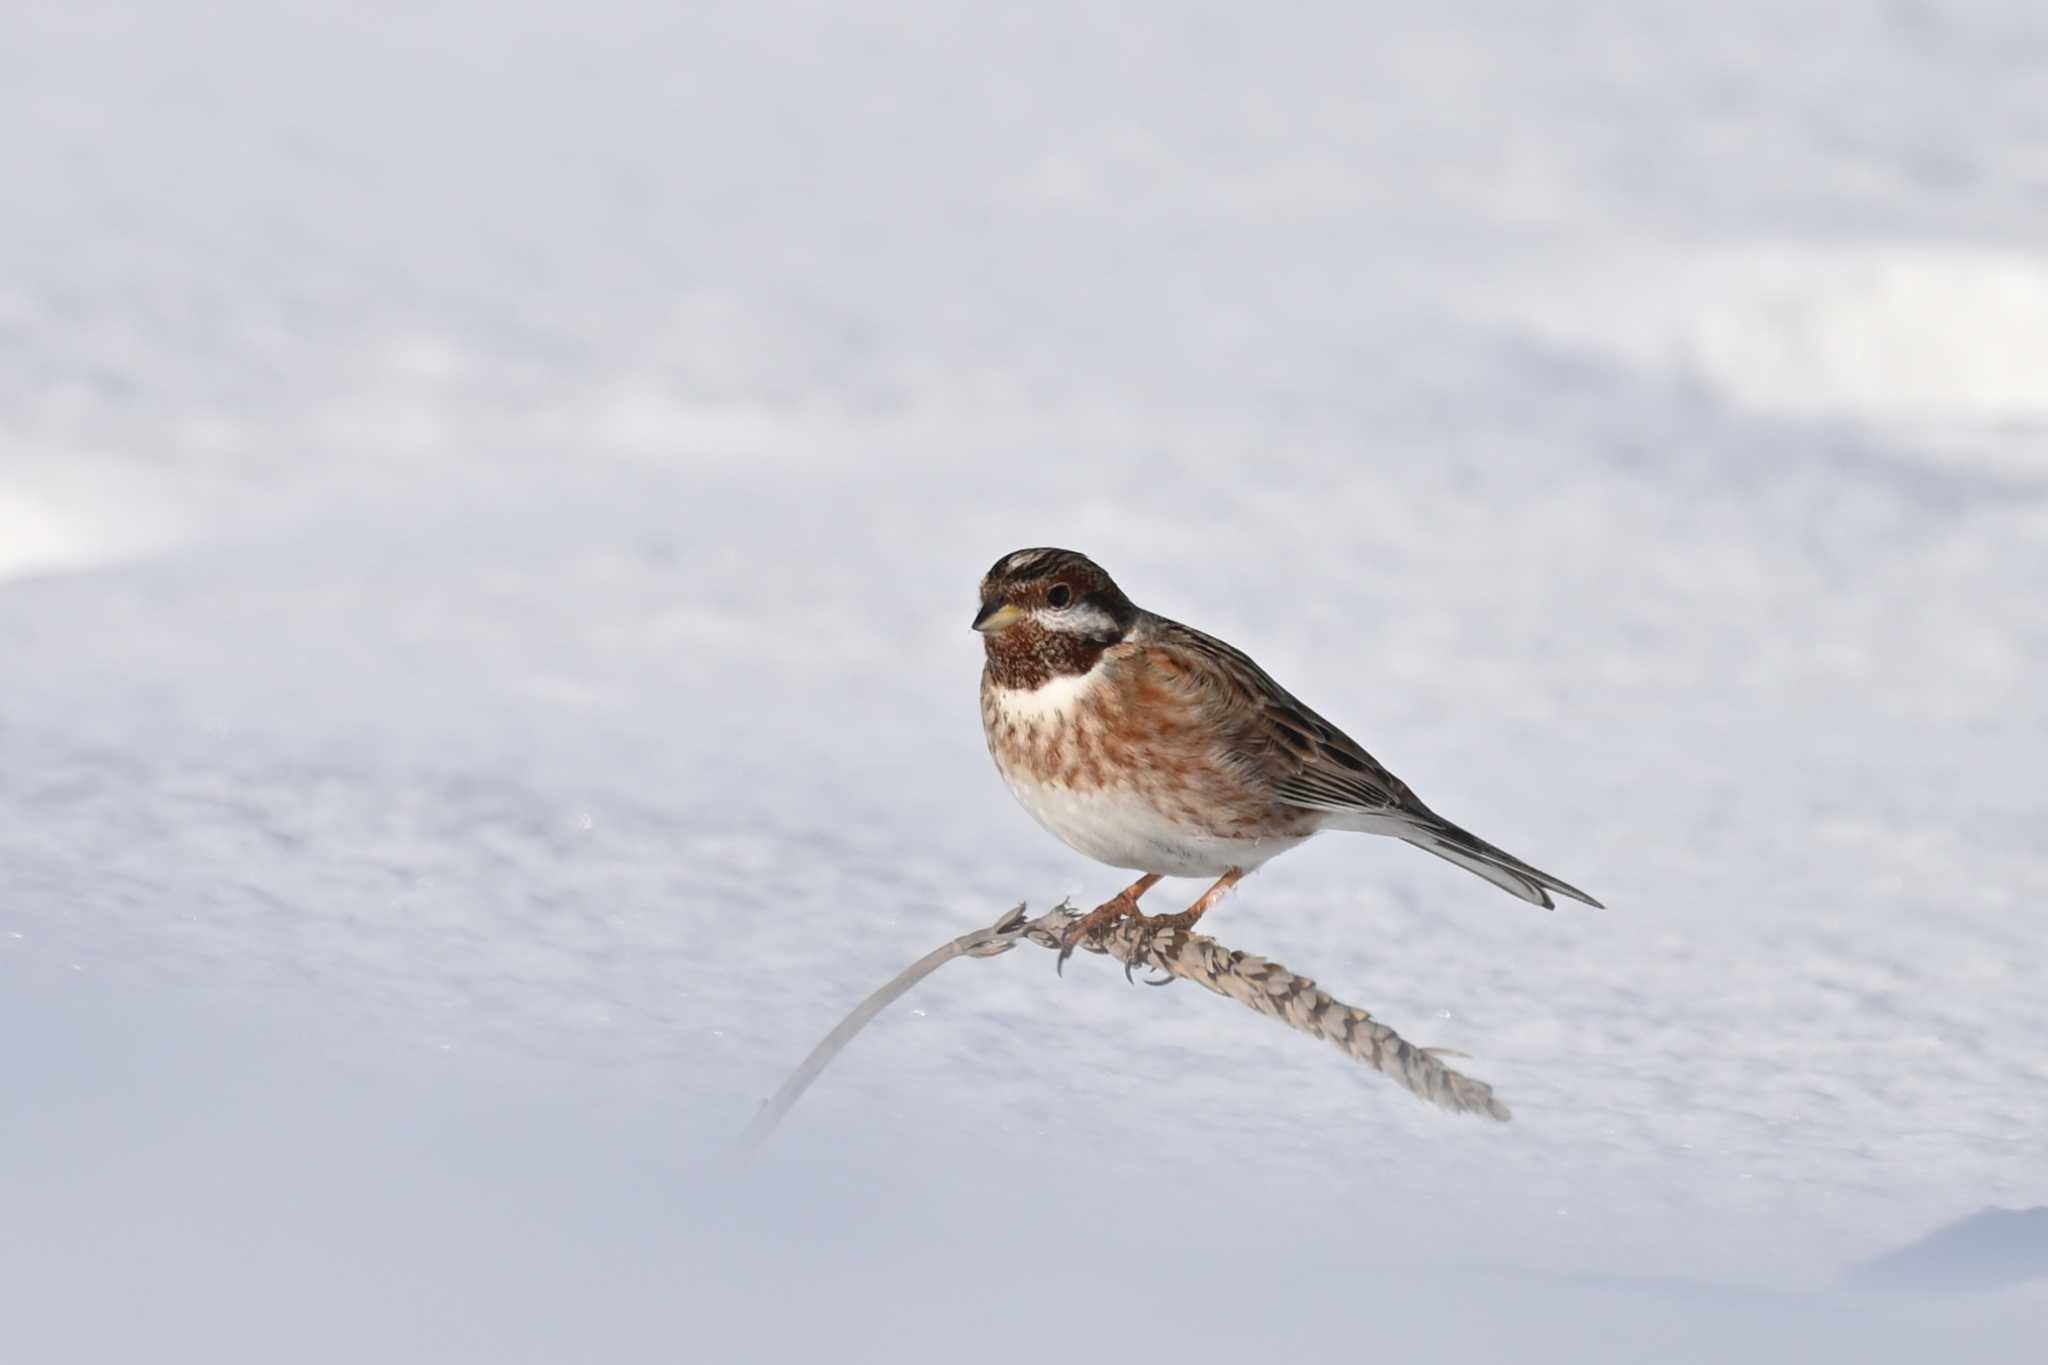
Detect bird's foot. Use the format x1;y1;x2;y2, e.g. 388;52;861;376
1122;908;1206;986
1055;894;1144;977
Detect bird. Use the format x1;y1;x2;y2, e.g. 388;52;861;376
972;547;1602;973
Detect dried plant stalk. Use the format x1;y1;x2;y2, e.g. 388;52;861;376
733;900;1509;1164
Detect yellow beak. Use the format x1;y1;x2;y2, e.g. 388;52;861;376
971;601;1023;633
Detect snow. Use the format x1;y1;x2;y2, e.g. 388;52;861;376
3;1;2045;1360
1476;242;2048;443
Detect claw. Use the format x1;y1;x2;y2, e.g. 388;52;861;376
1132;930;1176;986
1055;924;1082;977
1115;913;1183;987
1054;894;1146;978
1124;922;1156;984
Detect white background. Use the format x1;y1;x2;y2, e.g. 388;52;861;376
3;2;2044;1359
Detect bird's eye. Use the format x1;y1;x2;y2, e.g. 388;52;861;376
1046;584;1072;608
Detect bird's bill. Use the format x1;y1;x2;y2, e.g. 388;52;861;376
971;600;1023;633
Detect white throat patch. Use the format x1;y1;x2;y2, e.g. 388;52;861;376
985;665;1101;726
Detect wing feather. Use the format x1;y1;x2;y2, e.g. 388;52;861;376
1139;615;1414;815
1128;612;1603;909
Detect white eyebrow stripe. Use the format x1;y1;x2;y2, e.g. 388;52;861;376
1031;601;1120;640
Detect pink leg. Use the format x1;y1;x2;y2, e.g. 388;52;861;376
1151;867;1244;934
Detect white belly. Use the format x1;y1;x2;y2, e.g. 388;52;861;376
999;769;1307;877
984;670;1313;878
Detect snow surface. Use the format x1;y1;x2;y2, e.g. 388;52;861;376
3;1;2045;1360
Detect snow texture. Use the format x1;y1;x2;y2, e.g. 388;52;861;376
3;1;2045;1360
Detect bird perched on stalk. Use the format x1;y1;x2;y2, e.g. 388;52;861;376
973;547;1602;973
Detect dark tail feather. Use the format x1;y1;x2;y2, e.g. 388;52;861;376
1401;819;1604;910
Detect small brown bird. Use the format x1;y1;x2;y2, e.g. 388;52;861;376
974;548;1601;971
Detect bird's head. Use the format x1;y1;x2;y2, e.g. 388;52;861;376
973;547;1139;687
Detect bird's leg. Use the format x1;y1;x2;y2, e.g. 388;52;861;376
1156;867;1245;932
1056;873;1163;976
1128;868;1246;982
